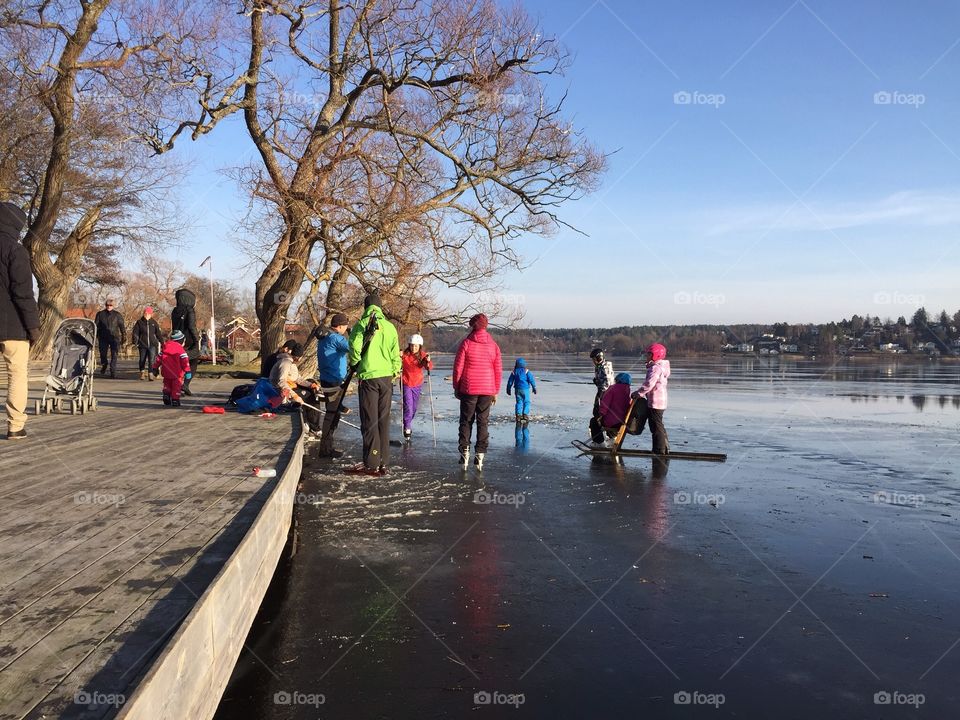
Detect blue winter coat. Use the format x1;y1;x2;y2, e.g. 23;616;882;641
507;358;536;394
317;328;349;385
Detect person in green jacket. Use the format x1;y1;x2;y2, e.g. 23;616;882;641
348;291;401;474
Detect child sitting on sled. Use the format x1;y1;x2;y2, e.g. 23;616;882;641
598;372;632;440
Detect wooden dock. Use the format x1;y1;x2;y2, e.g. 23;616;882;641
0;365;303;719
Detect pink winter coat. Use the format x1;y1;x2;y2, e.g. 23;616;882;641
599;383;631;428
632;360;670;410
452;329;503;397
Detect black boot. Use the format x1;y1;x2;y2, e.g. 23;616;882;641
162;392;171;406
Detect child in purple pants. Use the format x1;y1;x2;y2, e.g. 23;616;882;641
400;334;434;439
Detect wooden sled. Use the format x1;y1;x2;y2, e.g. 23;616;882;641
575;398;727;462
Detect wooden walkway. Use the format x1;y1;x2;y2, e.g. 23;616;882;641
0;364;300;719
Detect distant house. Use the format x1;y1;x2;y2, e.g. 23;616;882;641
284;323;310;345
781;344;799;353
225;317;260;350
879;343;902;353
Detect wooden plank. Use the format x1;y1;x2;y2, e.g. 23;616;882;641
0;372;302;720
572;439;727;462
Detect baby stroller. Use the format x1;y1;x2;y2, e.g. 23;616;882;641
37;318;99;415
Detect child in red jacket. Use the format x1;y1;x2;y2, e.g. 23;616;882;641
153;330;192;406
400;334;433;439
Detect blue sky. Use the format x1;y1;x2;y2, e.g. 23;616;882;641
172;0;960;327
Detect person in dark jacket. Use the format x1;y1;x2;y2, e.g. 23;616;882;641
260;339;300;379
94;298;125;378
171;288;200;395
0;202;40;440
132;306;163;380
452;313;503;471
315;313;351;458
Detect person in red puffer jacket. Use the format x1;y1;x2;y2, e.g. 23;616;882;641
452;313;503;471
153;330;192;407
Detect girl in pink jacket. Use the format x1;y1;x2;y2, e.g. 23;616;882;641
630;343;670;454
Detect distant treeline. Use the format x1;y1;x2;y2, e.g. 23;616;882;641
421;308;960;357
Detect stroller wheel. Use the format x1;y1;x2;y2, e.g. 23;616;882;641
71;400;77;415
35;400;40;416
90;398;98;412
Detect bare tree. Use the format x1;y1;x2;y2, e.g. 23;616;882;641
0;0;220;356
155;0;605;356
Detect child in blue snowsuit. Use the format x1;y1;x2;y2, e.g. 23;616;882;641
506;358;537;424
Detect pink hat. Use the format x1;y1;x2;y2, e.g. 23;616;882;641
647;343;667;361
144;306;153;314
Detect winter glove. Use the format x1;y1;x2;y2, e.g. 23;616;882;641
184;372;193;381
533;387;537;394
27;327;40;345
506;388;511;395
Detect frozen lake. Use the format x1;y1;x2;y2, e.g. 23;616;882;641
216;355;960;719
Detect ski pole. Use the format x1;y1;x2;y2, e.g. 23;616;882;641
427;370;437;448
296;399;361;430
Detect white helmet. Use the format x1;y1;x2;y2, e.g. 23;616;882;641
409;334;424;346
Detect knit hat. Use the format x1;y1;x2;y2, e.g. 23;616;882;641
143;306;153;314
364;291;382;308
409;334;424;346
330;313;349;327
170;330;185;342
469;313;488;331
285;341;304;358
647;343;667;361
615;372;631;385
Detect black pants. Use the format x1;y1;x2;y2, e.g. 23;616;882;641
99;338;120;374
290;386;322;432
589;390;605;443
359;377;393;469
138;345;158;371
630;397;669;454
459;394;493;453
182;355;198;393
318;383;345;453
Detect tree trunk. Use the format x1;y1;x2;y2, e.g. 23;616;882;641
31;277;74;360
297;267;350;378
28;206;100;359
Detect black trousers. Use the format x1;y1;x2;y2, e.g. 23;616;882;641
138;345;158;371
290;386;322;432
630;397;669;454
459;394;493;453
98;338;120;373
359;377;393;469
589;390;605;443
318;383;345;453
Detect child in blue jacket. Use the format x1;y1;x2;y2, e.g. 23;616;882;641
506;357;537;424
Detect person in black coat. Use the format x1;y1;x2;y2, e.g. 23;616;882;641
94;298;125;378
132;306;163;380
171;288;200;395
0;201;41;439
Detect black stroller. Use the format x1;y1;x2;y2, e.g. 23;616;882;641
37;318;99;415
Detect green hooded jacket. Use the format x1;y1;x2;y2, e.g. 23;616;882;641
348;304;401;380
